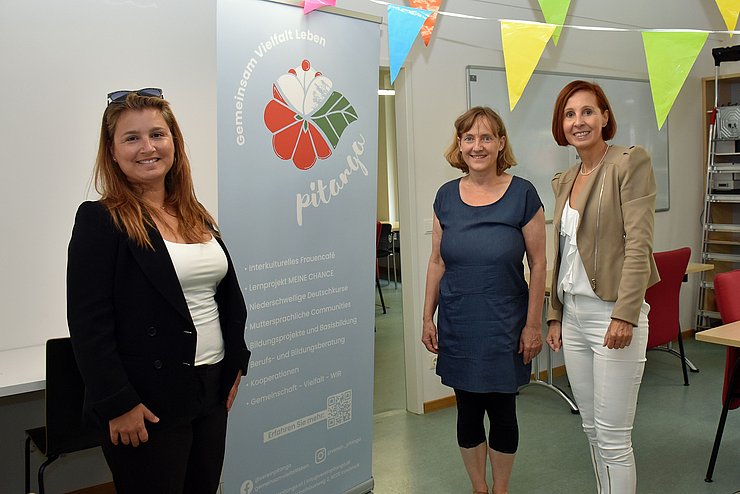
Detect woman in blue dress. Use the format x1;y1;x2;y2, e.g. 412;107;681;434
422;106;546;494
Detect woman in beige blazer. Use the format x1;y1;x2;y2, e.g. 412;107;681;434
545;80;659;494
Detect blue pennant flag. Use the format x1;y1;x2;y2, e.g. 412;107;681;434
388;4;433;84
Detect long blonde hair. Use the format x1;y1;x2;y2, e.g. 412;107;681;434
94;93;217;248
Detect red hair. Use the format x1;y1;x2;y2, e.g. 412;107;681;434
551;80;617;146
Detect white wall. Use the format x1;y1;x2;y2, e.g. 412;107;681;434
0;0;218;351
0;0;728;417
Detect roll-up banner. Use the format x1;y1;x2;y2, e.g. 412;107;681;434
217;1;380;493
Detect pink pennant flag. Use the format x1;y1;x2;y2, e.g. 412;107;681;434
409;0;442;46
303;0;336;15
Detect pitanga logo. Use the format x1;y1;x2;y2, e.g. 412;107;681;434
264;59;358;170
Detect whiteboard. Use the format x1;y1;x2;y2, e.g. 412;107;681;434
466;66;670;220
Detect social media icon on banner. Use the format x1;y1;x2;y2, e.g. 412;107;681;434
241;479;254;494
315;447;327;464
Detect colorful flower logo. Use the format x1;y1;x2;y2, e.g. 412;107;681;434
264;60;358;170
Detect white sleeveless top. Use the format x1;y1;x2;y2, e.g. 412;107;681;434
164;236;227;365
557;201;600;303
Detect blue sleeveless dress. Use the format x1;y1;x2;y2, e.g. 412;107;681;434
434;175;543;393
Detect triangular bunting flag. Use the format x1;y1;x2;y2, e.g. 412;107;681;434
716;0;740;36
501;21;556;111
409;0;442;46
303;0;336;15
537;0;571;45
388;5;433;84
642;31;708;129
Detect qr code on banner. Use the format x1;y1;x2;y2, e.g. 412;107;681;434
326;389;352;429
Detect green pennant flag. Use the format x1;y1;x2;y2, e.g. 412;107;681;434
642;31;708;129
538;0;571;45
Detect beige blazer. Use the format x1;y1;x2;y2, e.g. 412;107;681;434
547;145;660;327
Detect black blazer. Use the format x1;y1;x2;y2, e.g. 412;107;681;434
67;201;249;427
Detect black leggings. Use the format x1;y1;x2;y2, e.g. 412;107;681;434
454;389;518;454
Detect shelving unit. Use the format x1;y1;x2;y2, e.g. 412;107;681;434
697;47;740;330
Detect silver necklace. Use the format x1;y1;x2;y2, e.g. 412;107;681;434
580;145;610;176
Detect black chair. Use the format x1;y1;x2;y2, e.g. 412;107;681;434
376;221;393;314
25;337;101;494
391;229;400;286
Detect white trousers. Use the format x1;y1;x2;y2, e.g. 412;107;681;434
561;294;648;494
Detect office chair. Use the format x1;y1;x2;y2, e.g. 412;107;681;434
25;337;100;494
376;222;393;314
704;269;740;482
644;247;694;385
392;229;400;287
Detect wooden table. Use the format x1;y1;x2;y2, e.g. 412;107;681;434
686;262;714;281
686;262;714;275
695;320;740;348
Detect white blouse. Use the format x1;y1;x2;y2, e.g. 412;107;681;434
557;201;600;304
164;236;227;365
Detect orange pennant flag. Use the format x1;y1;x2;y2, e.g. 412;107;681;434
409;0;442;46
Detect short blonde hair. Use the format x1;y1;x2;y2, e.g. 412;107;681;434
443;106;516;175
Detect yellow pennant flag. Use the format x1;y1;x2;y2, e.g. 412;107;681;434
501;21;556;111
538;0;571;45
716;0;740;36
643;31;708;129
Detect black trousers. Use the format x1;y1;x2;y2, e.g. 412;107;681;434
100;362;228;494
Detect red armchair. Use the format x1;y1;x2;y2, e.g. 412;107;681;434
704;269;740;482
645;247;695;385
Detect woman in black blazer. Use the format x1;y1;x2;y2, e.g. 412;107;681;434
67;88;249;494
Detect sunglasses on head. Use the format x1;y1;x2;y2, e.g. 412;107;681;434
107;88;164;106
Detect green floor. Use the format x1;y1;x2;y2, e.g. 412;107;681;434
372;282;740;493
